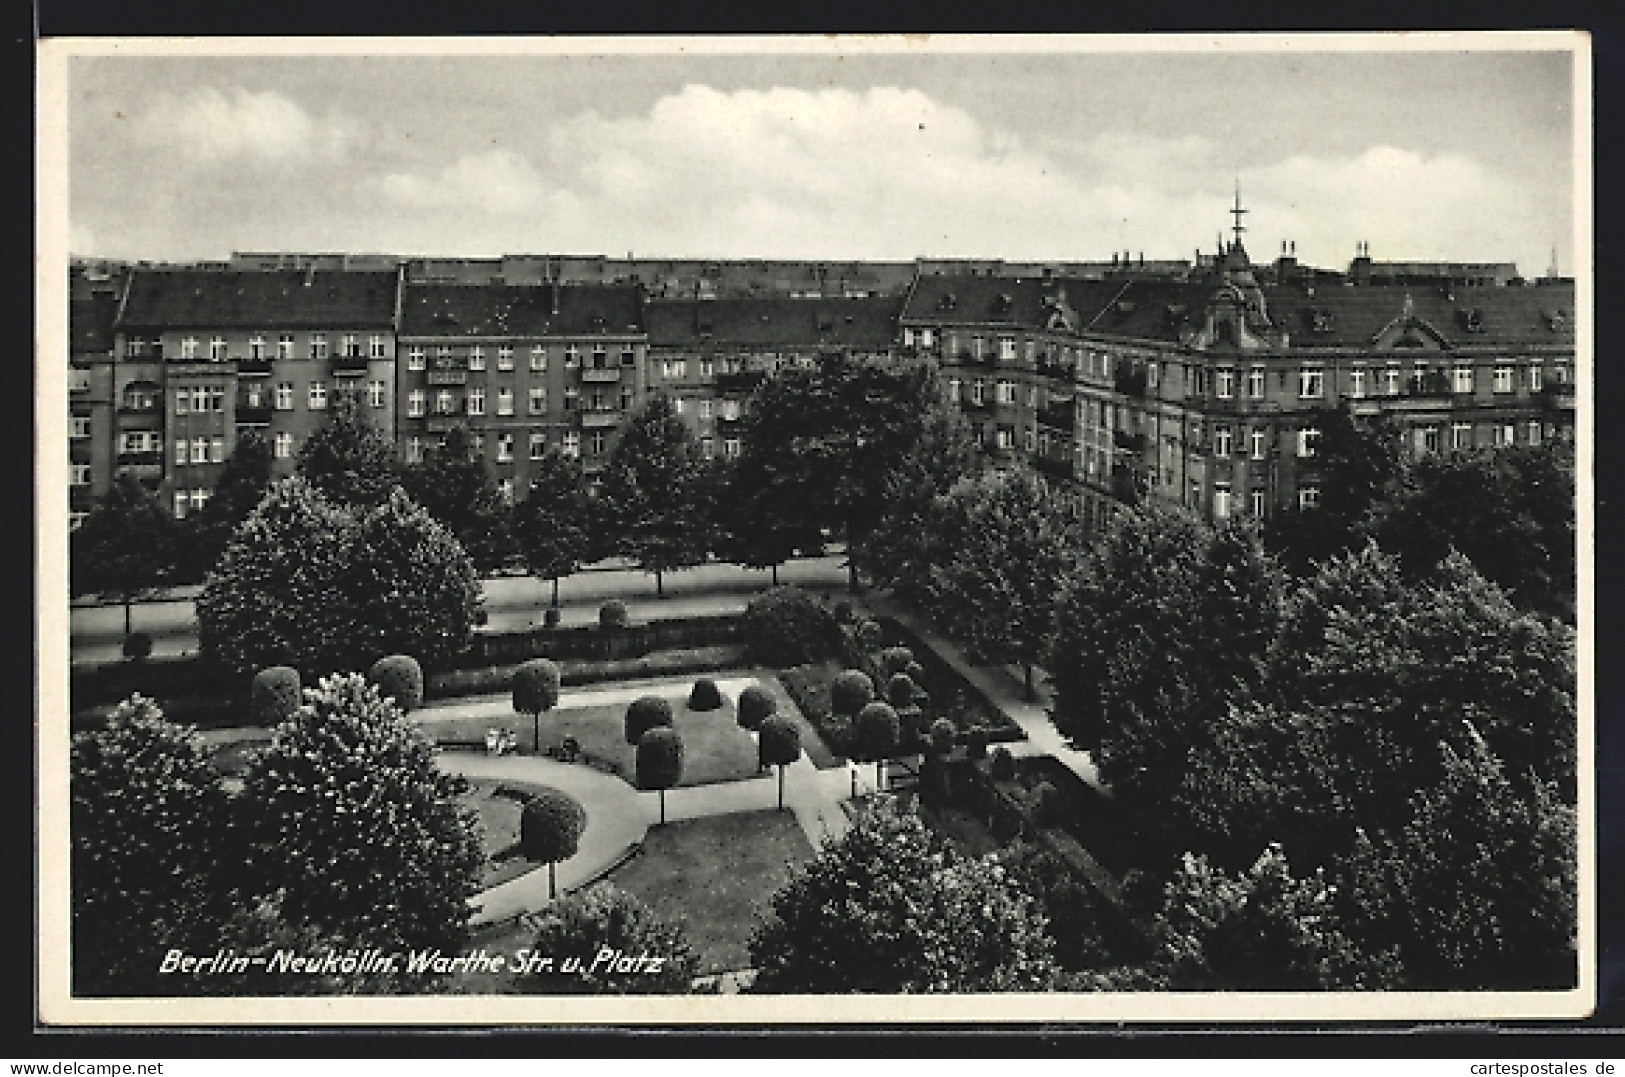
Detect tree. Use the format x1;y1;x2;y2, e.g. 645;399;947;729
236;673;483;953
596;395;710;597
624;695;674;747
758;714;802;810
249;666;301;727
196;477;358;678
512;884;699;995
636;726;684;824
921;468;1091;698
368;654;424;714
511;447;594;607
829;670;874;720
400;424;516;574
512;658;561;753
853;701;900;791
736;684;777;733
71;695;231;996
176;430;273;582
520;788;587;901
70;473;178;636
341;486;483;671
1265;408;1403;577
740;586;842;667
294;393;400;510
722;444;822;585
1336;736;1577;990
749;797;1056;993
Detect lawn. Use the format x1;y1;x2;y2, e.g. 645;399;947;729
458;778;554;889
605;810;814;975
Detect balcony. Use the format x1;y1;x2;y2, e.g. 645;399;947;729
116;449;163;466
578;409;622;428
1113;367;1148;398
581;367;622;383
236;402;273;425
331;353;370;377
424;417;462;434
427;369;468;386
1032;454;1075;483
1112;430;1147;454
715;370;767;393
1037;401;1076;430
1404;370;1452;398
236;357;274;377
1539;383;1576;410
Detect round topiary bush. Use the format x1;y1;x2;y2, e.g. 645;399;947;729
520;788;587;863
543;607;562;629
878;647;915;679
368;654;424;714
741;587;841;668
688;678;724;711
624;695;675;746
965;725;990;761
636;727;685;823
903;660;926;686
830;670;875;719
513;658;562;717
928;717;958;758
758;714;803;810
852;702;901;775
249;665;302;726
885;672;918;709
990;745;1016;781
853;618;883;653
599;600;629;629
736;685;777;732
122;631;153;661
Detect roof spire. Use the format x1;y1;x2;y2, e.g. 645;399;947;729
1230;179;1248;250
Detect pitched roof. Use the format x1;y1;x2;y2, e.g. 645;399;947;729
645;296;904;349
70;293;121;355
1262;282;1576;349
400;283;644;337
117;269;399;330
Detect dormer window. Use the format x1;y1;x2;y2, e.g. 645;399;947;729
1459;308;1484;333
936;292;957;312
1310;309;1335;334
1545;309;1569;332
1115;300;1137;315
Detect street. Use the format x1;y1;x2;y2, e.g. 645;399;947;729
67;555;851;668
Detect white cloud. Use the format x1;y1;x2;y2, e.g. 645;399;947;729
378;150;546;215
134;87;358;163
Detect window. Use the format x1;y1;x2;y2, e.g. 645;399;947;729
406;436;422;464
529;433;547;460
531;346;547;372
723;437;741;459
996;427;1014;450
1494;366;1515;393
70;415;91;440
699;358;714;378
590;431;607;457
498;345;514;371
1452;365;1475;394
673;398;686;416
620;387;635;411
1248;367;1265;399
1298;485;1320;510
191;437;208;464
310;334;328;361
69;368;91;393
69;511;89;531
192;387;208;413
1249;490;1266;517
561;432;580;458
408;390;426;418
209;387;225;412
1529;365;1543;392
278;334;295;360
1384;365;1401;396
470;434;484;458
1297;426;1320;458
1215;368;1234;399
436;346;454;368
191;488;210;513
1214;482;1232;520
671;359;687;379
564;388;579;412
250;335;267;360
592;344;607;368
210;336;228;362
948;378;961;403
1213;425;1233;458
1451;422;1473;450
701;437;714;459
564;344;581;369
497;388;514;416
970;381;985;406
467;386;485;416
408;347;426;372
920;328;935;348
274;432;293;459
1422;426;1441;454
370;335;388;360
368;381;386;409
496;433;514;463
721;399;740;421
308;382;328;410
174;439;188;466
436;390;456;415
181;337;199;360
266;381;291;412
175;389;191;415
1350;368;1367;399
1298;367;1324;399
210;437;225;463
342;334;360;358
498;478;514;505
174;492;188;519
70;464;90;486
998;337;1017;361
1493;423;1515;447
468;346;486;372
1023;429;1036;454
1528;421;1543;446
529;387;547;415
698;399;712;420
1250;427;1268;461
622;346;637;367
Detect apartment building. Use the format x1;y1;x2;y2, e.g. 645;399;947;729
395;283;646;501
68;282;125;528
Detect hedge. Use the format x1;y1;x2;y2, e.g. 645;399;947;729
463;615;743;666
368;655;424;713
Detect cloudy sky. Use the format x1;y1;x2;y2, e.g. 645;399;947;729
62;38;1581;278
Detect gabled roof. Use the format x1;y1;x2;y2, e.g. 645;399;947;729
645;296;904;349
117;269;399;330
399;283;644;337
1262;283;1575;349
70;293;121;355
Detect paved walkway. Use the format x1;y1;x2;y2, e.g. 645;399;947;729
854;592;1105;792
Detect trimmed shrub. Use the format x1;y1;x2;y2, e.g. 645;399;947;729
624;695;675;746
249;666;302;726
512;658;562;718
878;647;915;679
965;726;990;761
759;714;802;769
688;678;724;711
520;788;587;864
599;600;629;629
885;672;918;709
122;632;153;661
741;587;841;668
736;685;777;732
829;670;875;719
543;607;562;629
929;717;958;758
852;701;901;764
636;727;685;791
368;655;424;713
853;618;883;653
991;746;1017;781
